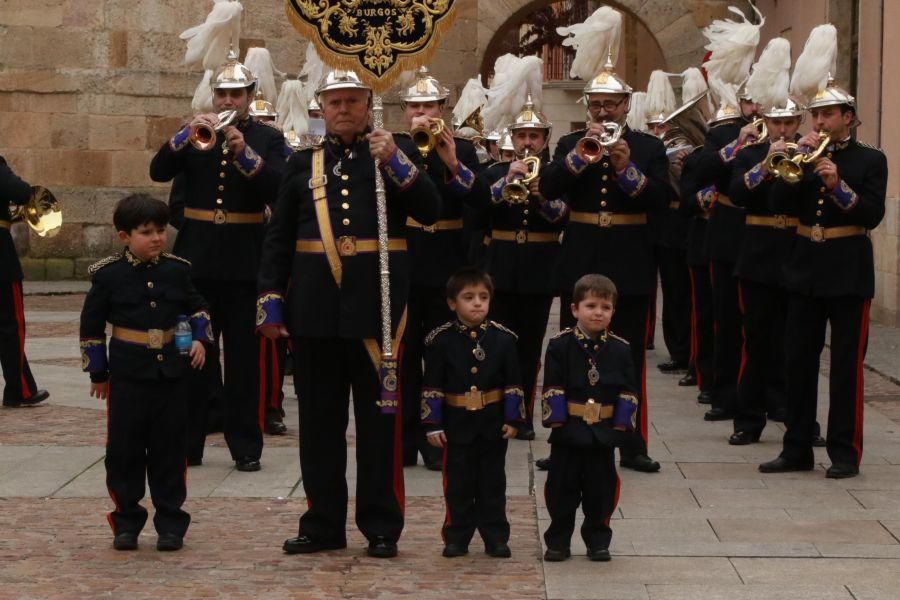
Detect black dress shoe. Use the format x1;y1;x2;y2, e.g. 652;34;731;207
697;391;713;404
4;389;50;407
728;430;761;446
543;548;570;562
283;535;347;555
704;407;733;421
825;463;859;479
758;456;814;473
367;537;398;558
235;457;261;472
264;418;288;435
442;543;469;557
485;542;511;558
535;457;550;471
187;457;202;467
678;372;697;387
812;435;826;447
157;533;183;551
620;454;661;473
515;428;536;441
586;547;611;562
113;532;138;551
657;360;687;373
424;461;443;472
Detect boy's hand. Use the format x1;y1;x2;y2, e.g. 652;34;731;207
90;381;109;400
426;431;447;448
189;340;206;369
501;424;517;439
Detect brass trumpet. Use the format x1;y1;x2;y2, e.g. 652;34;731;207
189;110;239;152
9;186;62;238
574;122;623;164
501;150;541;204
748;118;768;144
765;131;831;184
410;118;444;157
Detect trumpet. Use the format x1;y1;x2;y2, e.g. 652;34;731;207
410;118;444;157
501;150;541;204
748;118;768;144
574;122;623;164
765;131;831;185
9;186;61;238
189;110;239;152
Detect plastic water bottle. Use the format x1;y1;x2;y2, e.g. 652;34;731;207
175;315;192;357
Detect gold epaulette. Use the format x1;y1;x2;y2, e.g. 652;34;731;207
608;330;630;346
551;327;573;340
424;321;454;346
161;252;191;266
859;141;885;154
489;320;518;340
88;254;122;275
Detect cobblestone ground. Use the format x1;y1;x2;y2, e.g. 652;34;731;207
3;292;900;599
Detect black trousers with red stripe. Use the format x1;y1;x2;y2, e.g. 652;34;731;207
492;291;554;434
688;267;715;393
658;247;692;365
564;293;652;456
259;337;287;421
293;337;404;544
105;375;190;537
711;261;742;413
734;279;788;434
0;280;39;406
543;443;618;551
781;294;870;467
441;437;509;548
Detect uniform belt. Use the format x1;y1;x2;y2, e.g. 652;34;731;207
569;211;647;227
796;224;867;243
668;201;680;210
184;208;265;225
715;194;738;208
111;326;175;350
0;220;9;229
445;388;503;411
745;215;799;229
489;230;559;244
295;237;407;256
567;401;615;423
406;217;463;232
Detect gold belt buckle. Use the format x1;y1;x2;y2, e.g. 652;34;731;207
213;209;227;225
147;329;164;350
465;388;484;411
810;225;826;243
515;230;527;244
773;214;787;229
582;399;602;425
338;236;357;256
598;212;613;227
422;224;436;233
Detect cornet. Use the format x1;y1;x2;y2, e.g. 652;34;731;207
575;122;623;164
189;110;239;152
765;131;831;185
9;186;62;238
410;118;444;157
748;118;768;144
501;150;541;204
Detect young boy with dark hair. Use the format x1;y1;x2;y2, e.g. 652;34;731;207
421;267;525;558
80;194;213;552
540;274;639;562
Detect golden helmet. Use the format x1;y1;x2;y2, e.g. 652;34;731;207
806;77;856;111
583;55;632;97
212;49;256;90
249;91;278;118
316;70;371;98
762;96;805;119
508;95;552;140
400;66;449;104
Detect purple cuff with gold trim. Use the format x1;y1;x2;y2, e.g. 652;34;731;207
233;145;264;179
381;148;419;190
613;392;639;431
421;388;444;425
80;337;108;373
190;310;213;344
445;162;475;195
169;126;191;153
696;185;718;210
541;387;567;426
538;197;568;223
718;138;742;163
255;292;284;330
830;179;859;211
744;161;771;190
490;177;506;204
565;149;588;175
615;162;648;198
504;386;526;423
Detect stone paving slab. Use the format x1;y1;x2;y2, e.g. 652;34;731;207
709;518;898;545
644;584;854;600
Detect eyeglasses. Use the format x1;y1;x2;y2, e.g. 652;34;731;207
587;99;627;112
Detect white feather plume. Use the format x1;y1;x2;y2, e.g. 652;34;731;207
244;47;283;105
180;0;243;71
626;91;648;132
680;67;708;104
452;76;487;126
191;70;214;114
482;55;544;133
299;43;327;106
645;70;677;118
790;24;837;104
702;4;765;85
557;6;622;81
276;79;308;135
708;74;739;111
746;37;791;110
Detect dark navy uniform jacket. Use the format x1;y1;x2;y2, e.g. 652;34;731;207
0;156;31;282
678;147;713;268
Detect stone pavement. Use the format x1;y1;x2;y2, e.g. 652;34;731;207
2;291;900;599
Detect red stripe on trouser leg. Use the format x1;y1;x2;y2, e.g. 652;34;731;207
604;472;621;527
736;281;748;385
393;342;406;517
852;300;870;466
688;269;701;388
11;281;31;399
